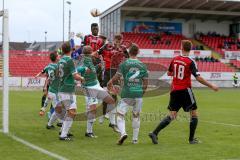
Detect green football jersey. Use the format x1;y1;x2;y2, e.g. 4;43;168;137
77;55;98;87
118;58;148;98
58;55;76;93
233;75;238;81
43;63;59;93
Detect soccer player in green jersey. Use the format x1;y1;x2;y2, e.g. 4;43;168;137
39;51;62;129
57;42;84;141
108;44;148;145
77;46;115;138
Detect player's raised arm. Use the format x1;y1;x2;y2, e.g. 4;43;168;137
190;60;219;92
107;72;121;90
73;72;85;83
196;76;219;91
34;69;47;78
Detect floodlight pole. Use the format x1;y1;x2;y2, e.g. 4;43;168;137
63;0;65;43
2;9;9;134
67;1;71;41
44;31;47;52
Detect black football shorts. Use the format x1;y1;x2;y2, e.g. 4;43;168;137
168;88;197;112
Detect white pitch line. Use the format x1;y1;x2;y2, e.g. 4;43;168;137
201;120;240;127
7;133;68;160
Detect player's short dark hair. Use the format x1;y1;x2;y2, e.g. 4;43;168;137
129;43;139;56
82;46;93;55
49;51;58;62
61;42;71;54
182;40;192;52
91;23;98;29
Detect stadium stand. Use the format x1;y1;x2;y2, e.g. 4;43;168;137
230;60;240;69
3;48;235;77
197;35;240;57
9;51;49;76
139;57;234;72
122;32;184;49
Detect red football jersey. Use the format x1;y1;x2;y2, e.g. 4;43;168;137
110;45;128;69
168;55;200;91
101;44;113;69
83;35;104;52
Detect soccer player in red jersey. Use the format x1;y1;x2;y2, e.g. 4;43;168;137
82;23;104;52
82;23;105;84
110;34;129;76
149;40;219;144
98;34;129;86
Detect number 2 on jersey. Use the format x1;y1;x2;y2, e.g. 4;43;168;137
173;64;185;80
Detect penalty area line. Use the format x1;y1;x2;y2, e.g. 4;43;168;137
6;133;68;160
201;120;240;127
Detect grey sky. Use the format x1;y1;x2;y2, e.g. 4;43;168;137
0;0;120;42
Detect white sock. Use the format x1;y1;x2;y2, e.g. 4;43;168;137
47;112;58;126
60;116;73;138
117;116;126;136
108;104;116;125
87;120;94;133
109;113;116;125
99;115;104;124
57;110;66;133
132;117;140;141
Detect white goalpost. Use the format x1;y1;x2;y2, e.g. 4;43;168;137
1;9;9;134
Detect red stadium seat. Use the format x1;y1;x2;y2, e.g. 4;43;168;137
9;50;50;76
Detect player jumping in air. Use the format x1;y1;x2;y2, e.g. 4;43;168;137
57;42;85;141
38;51;62;129
77;46;115;138
149;40;219;144
82;23;105;82
108;44;148;145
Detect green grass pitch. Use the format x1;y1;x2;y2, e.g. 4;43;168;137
0;89;240;160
